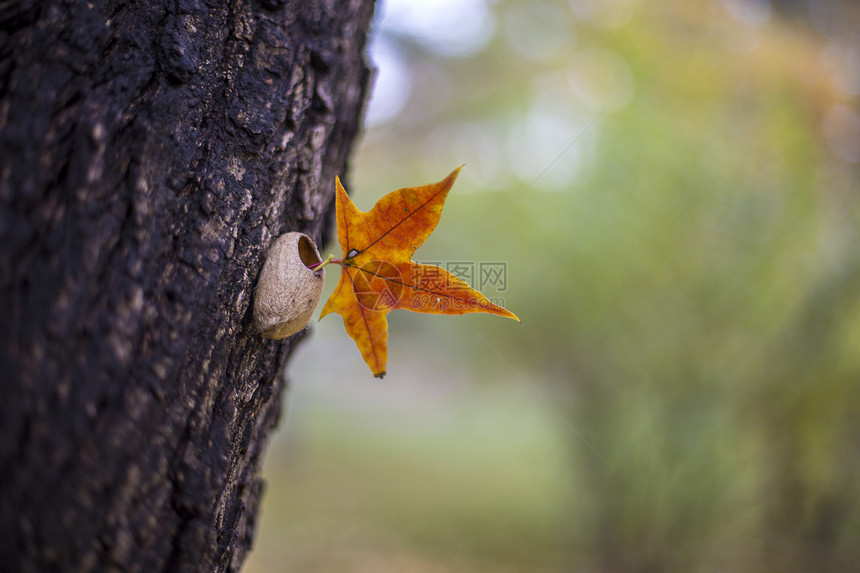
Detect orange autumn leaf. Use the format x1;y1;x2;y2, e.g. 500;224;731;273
319;166;519;378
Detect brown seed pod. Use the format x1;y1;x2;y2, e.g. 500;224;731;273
254;232;325;339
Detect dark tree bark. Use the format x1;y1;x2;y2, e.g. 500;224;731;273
0;1;375;571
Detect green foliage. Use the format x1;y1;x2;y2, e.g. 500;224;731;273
248;1;860;571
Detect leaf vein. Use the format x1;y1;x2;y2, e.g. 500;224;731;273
360;185;448;253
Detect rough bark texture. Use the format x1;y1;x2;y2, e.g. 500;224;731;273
0;0;375;571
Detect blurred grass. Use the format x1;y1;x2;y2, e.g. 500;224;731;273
246;0;860;571
245;356;573;572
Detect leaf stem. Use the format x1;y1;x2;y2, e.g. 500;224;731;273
309;253;337;271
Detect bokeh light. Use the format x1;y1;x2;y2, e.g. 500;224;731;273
246;1;860;571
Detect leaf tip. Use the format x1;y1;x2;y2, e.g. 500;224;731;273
319;300;333;320
494;305;520;323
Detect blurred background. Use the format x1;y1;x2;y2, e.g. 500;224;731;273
246;0;860;571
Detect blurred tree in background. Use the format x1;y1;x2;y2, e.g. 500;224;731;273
247;0;860;571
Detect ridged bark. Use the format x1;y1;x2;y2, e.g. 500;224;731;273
0;1;374;570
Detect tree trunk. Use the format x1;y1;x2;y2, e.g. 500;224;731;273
0;1;375;571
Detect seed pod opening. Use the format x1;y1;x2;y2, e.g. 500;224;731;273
254;232;325;339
